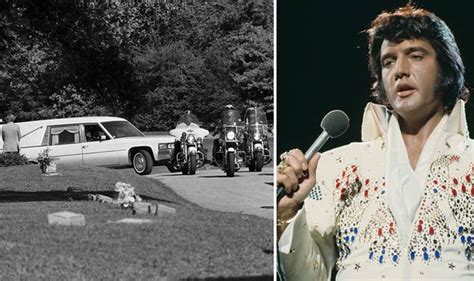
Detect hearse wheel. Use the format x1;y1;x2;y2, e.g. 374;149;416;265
133;149;153;175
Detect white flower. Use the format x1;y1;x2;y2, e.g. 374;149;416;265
114;182;142;207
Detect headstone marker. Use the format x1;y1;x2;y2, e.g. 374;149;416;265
114;218;154;224
157;204;176;216
48;211;85;226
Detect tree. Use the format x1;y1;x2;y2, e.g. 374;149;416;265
0;0;273;129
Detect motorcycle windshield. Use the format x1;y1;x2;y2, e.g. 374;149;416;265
244;108;267;136
170;123;209;139
248;123;266;135
244;107;268;125
221;109;243;126
170;111;209;139
176;112;201;126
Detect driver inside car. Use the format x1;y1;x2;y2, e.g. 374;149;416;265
85;126;103;142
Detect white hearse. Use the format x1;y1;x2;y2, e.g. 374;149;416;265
0;116;175;175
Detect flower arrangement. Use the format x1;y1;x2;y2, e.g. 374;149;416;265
114;182;142;208
37;148;58;173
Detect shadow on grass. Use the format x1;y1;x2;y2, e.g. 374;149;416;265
0;190;178;204
198;175;243;178
153;171;225;177
156;173;191;177
187;276;273;281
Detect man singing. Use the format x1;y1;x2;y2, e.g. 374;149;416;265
277;5;473;280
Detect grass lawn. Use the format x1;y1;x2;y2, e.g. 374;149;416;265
0;164;273;280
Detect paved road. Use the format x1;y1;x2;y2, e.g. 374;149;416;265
147;166;274;220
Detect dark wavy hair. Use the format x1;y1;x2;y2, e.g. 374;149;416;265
367;4;469;111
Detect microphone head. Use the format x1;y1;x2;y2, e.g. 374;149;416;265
320;110;350;138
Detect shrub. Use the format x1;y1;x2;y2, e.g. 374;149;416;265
0;153;30;167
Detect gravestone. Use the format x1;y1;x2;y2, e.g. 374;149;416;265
133;202;176;216
115;218;154;224
48;211;85;226
157;204;176;216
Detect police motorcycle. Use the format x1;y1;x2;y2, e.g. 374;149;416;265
243;107;271;172
212;106;244;177
169;111;209;175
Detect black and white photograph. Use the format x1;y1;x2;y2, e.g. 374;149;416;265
0;0;274;279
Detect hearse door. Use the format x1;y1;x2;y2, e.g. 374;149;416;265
47;125;84;164
80;124;119;166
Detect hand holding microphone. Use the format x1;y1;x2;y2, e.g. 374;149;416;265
276;110;350;221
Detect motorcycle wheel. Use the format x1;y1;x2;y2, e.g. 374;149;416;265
166;163;181;173
255;150;263;172
188;154;197;175
132;149;153;175
248;160;255;172
182;163;189;175
226;152;235;177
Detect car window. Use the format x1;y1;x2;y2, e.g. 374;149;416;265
101;121;144;138
84;124;109;142
50;125;80;145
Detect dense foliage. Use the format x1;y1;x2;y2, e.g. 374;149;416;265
0;153;29;166
0;0;273;130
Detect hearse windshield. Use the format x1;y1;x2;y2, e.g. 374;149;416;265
101;121;144;138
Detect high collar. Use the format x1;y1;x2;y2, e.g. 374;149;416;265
361;100;469;142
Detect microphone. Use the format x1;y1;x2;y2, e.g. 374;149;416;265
277;110;350;202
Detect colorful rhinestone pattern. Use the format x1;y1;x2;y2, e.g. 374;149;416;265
331;153;474;267
308;184;323;201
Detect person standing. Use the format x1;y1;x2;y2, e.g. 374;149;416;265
1;114;21;154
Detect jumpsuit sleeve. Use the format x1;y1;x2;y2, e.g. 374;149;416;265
278;153;337;281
